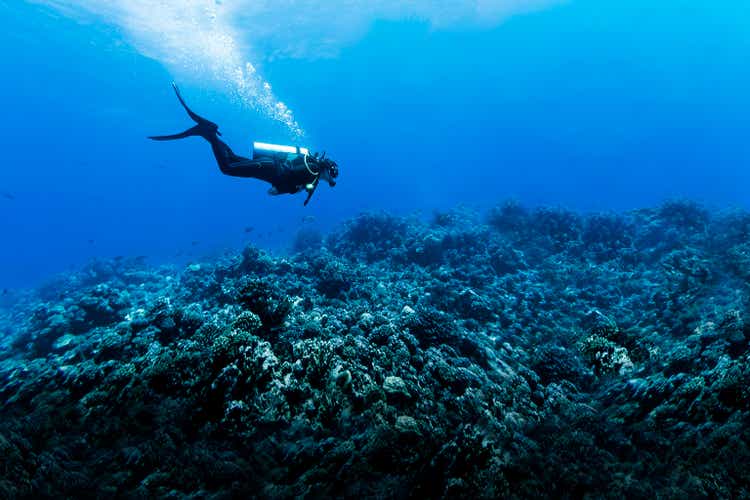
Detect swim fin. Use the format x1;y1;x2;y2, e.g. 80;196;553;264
148;83;221;141
149;126;201;141
148;125;203;141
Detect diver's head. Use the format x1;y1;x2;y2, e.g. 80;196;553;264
314;152;339;187
321;159;338;186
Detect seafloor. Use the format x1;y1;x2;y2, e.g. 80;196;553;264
1;200;749;498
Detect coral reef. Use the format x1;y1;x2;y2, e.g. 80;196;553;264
1;200;749;498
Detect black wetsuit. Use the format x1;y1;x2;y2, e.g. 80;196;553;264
207;137;319;195
150;84;324;205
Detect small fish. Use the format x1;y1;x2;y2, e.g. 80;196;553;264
301;216;316;224
1;192;15;200
191;240;200;246
87;239;95;245
244;226;254;233
1;289;8;296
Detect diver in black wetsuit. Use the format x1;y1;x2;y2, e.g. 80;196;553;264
149;84;339;206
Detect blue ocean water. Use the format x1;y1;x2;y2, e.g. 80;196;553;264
0;0;748;288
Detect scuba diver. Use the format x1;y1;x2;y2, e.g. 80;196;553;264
149;84;339;206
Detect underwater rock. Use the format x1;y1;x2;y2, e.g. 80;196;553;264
310;256;353;299
394;415;421;437
531;344;590;387
382;376;410;401
402;306;459;348
579;334;634;376
236;278;291;330
1;200;750;498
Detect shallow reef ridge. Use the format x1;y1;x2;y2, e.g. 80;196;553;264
2;200;750;498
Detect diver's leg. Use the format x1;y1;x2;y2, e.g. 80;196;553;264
207;136;276;182
149;83;275;181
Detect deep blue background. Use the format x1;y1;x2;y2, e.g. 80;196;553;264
0;0;748;288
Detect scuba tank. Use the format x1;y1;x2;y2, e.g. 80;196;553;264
252;142;310;162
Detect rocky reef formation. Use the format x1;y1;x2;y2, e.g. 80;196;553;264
1;200;749;498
